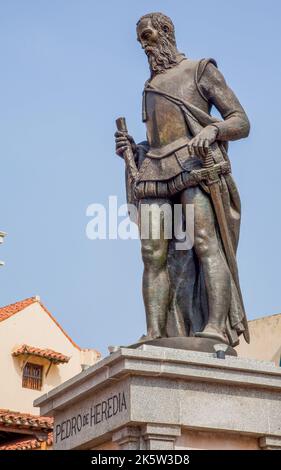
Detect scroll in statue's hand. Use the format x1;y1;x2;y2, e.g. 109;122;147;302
187;125;218;159
115;131;137;158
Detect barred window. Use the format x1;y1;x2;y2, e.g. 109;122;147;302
22;363;43;390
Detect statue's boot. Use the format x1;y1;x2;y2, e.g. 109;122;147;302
195;323;228;344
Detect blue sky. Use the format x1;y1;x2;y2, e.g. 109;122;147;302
0;1;280;356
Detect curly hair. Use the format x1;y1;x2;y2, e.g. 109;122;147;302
137;12;177;47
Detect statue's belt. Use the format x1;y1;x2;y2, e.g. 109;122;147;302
134;159;231;199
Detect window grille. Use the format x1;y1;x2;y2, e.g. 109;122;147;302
22;363;43;390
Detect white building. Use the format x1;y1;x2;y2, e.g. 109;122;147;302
0;296;101;450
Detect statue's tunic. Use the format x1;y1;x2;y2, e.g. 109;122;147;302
134;57;249;199
130;57;250;347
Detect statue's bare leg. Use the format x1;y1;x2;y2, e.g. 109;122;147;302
181;186;231;343
139;198;171;340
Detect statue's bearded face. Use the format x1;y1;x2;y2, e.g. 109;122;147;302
137;17;177;76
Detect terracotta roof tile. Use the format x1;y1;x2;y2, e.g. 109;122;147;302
0;410;53;431
0;296;101;358
12;344;70;364
0;297;37;322
0;432;53;450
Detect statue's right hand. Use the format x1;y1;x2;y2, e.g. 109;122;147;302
115;131;137;158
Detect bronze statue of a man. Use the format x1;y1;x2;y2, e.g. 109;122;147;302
115;12;250;348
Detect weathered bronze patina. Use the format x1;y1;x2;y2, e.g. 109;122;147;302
115;12;250;349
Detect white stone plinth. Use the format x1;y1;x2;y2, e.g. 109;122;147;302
34;346;281;450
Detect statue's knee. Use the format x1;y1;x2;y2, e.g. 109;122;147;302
141;243;167;269
194;229;217;259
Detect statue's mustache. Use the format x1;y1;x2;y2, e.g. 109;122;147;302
144;46;157;56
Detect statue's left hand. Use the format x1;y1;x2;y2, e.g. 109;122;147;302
188;125;218;159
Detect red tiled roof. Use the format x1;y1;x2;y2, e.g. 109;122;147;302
12;344;70;364
0;410;53;432
0;296;101;357
0;432;53;450
0;297;36;322
0;296;81;350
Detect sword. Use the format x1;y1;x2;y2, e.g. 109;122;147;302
191;150;249;342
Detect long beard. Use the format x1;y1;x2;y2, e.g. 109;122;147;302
145;38;178;76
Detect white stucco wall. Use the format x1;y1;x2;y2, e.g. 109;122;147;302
0;302;100;414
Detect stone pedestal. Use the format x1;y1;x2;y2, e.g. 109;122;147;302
34;346;281;450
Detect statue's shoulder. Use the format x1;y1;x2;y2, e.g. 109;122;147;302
196;58;218;82
181;58;218;102
181;57;218;79
180;58;198;72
